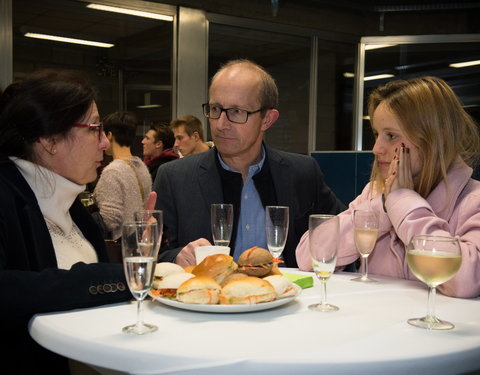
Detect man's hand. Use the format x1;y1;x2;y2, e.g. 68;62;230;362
175;238;212;267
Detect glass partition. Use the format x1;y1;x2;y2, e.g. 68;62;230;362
12;0;175;155
353;36;480;150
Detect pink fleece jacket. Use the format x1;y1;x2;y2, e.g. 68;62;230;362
295;157;480;298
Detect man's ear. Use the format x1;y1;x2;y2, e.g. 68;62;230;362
155;140;164;149
261;109;280;131
38;136;57;155
192;131;201;141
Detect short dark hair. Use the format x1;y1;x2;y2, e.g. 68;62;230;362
170;114;205;140
150;123;175;149
103;111;137;147
0;69;96;161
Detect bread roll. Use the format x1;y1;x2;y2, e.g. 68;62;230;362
220;276;276;305
151;272;195;298
220;272;248;287
193;254;237;285
152;262;186;289
177;276;221;304
263;275;297;299
237;247;274;277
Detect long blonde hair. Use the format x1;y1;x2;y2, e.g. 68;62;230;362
368;76;480;198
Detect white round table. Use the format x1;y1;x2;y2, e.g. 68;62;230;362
29;271;480;375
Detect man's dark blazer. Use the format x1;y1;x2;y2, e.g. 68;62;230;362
0;158;131;374
153;146;346;267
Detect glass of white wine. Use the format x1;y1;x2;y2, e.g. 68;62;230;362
308;214;339;312
265;206;289;259
351;209;379;283
121;221;160;334
211;203;233;247
406;234;462;330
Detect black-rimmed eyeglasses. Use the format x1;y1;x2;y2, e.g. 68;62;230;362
73;123;103;140
202;103;265;124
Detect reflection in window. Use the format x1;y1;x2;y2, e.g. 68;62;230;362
359;41;480;150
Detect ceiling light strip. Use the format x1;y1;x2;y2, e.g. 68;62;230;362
24;32;114;48
449;60;480;68
87;4;173;21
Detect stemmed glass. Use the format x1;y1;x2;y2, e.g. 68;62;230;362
134;210;163;260
121;221;160;334
265;206;289;259
211;203;233;247
308;214;339;312
406;235;462;330
351;209;379;283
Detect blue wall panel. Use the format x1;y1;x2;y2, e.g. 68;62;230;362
310;151;374;206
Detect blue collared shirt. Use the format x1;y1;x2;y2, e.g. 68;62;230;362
218;148;267;260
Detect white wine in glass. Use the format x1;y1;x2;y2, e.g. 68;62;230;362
406;234;462;330
351;209;379;283
265;206;289;259
122;221;160;335
308;214;339;312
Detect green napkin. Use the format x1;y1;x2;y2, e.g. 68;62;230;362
282;273;314;289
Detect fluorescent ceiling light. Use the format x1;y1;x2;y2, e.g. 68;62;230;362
137;104;162;109
364;74;394;81
449;60;480;68
365;44;398;51
24;32;114;48
87;3;173;21
343;72;394;81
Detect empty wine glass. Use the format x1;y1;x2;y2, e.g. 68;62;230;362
211;203;233;247
406;234;462;330
122;221;160;334
351;209;379;283
265;206;289;259
134;210;163;260
308;214;339;312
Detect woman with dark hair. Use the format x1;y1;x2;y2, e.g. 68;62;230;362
296;76;480;298
0;69;151;374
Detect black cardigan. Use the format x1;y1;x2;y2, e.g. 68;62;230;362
0;157;131;374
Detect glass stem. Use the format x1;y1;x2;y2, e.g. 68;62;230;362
362;255;369;279
137;299;144;327
426;286;436;321
321;279;328;306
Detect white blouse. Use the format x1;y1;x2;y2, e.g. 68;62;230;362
11;157;98;270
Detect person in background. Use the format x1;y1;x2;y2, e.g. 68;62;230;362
171;114;211;157
0;69;156;374
142;123;178;181
154;59;345;267
296;76;480;298
93;111;152;240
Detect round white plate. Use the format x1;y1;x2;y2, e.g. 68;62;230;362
150;285;301;313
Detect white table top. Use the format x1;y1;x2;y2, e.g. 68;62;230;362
29;270;480;375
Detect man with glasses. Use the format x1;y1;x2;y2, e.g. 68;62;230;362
153;59;345;267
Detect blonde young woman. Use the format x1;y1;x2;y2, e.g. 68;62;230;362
296;76;480;298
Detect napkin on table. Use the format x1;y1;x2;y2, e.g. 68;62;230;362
282;273;314;289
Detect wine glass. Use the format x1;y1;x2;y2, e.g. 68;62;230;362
265;206;289;259
406;234;462;330
351;209;379;283
121;221;160;334
134;210;163;260
308;214;339;312
211;203;233;247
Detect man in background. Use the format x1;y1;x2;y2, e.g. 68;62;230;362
171;114;211;157
142;123;178;181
